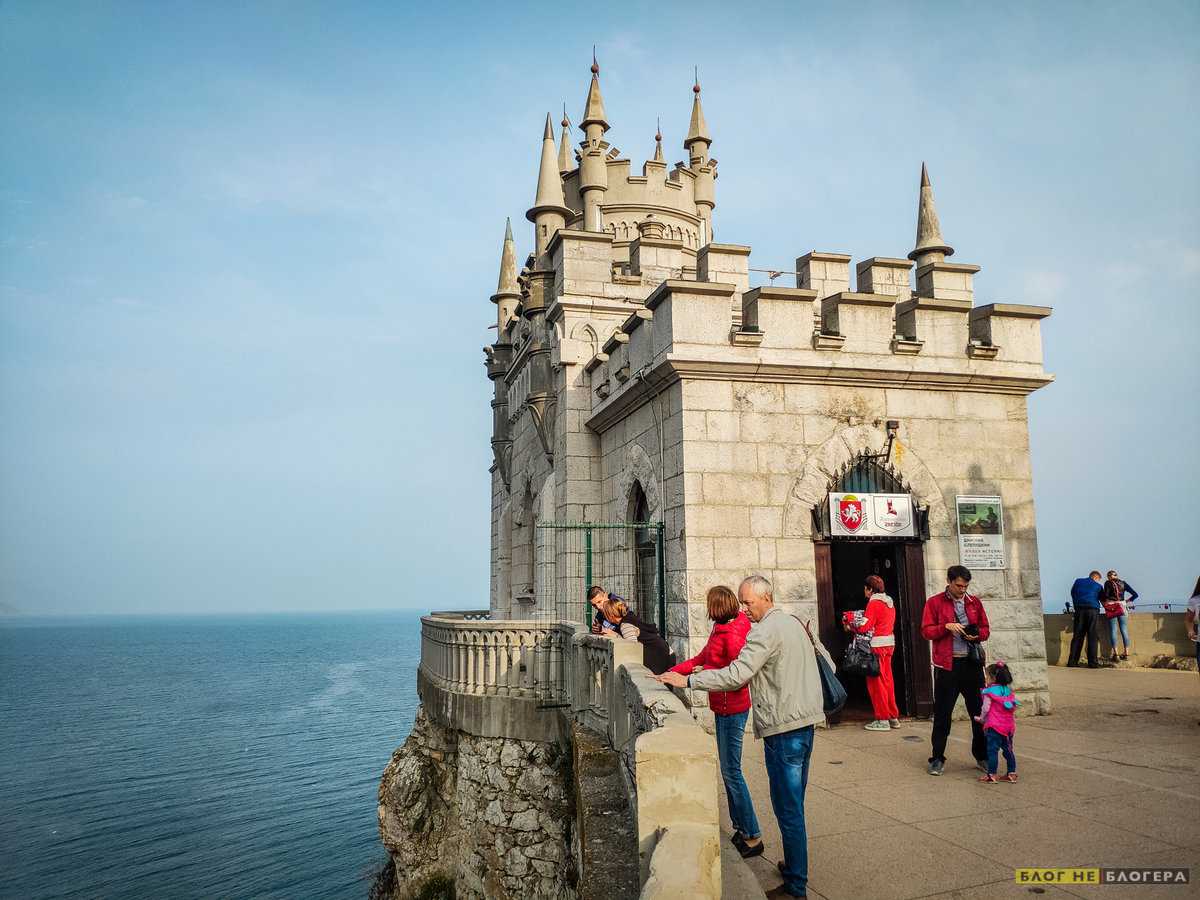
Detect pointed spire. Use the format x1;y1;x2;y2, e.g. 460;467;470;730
533;112;567;211
558;104;573;173
653;117;664;163
684;68;711;152
581;48;609;133
495;217;519;295
908;162;955;261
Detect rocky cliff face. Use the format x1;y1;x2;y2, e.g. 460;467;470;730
377;706;577;899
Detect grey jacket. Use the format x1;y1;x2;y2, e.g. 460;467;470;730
689;606;826;738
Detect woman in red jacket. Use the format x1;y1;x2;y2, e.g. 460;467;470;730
845;575;900;731
669;585;762;859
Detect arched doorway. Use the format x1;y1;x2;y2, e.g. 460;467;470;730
813;454;934;718
629;481;659;630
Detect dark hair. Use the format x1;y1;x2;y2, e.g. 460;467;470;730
587;585;605;601
947;565;972;583
864;575;885;594
1089;570;1102;579
985;661;1013;686
1193;575;1200;599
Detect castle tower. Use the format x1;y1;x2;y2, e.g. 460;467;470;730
684;75;715;246
558;106;573;175
578;54;610;232
527;113;573;263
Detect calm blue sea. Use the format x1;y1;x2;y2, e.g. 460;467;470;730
0;611;423;900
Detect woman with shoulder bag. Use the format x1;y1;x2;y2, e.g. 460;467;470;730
1102;570;1136;661
844;575;900;731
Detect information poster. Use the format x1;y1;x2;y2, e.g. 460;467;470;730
829;493;915;537
955;495;1005;569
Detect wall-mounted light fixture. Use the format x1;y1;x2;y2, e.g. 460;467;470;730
865;419;901;464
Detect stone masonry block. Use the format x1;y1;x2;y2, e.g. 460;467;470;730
687;505;749;537
703;473;768;506
714;537;760;570
750;507;783;537
704;410;739;442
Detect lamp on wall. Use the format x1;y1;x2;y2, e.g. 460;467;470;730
864;419;901;464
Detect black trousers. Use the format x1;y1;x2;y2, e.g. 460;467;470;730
1067;608;1099;667
929;657;985;764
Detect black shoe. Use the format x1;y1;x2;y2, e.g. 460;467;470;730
1087;664;1100;669
1065;663;1079;668
738;838;765;859
730;830;745;848
771;862;806;898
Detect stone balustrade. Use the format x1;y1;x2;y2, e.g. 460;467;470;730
418;612;721;898
418;612;576;742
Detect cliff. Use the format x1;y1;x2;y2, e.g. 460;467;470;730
376;706;577;899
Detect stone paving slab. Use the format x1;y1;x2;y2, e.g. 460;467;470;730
719;666;1200;899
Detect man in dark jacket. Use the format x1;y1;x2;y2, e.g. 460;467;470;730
1067;571;1104;668
920;565;990;776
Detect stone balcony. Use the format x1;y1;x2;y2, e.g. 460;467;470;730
417;610;725;899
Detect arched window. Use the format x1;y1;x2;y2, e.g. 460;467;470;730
630;482;658;629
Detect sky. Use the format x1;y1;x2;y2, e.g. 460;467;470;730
1;0;1197;615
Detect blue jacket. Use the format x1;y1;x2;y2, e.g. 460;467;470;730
1070;577;1104;610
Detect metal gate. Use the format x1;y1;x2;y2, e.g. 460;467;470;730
535;522;666;634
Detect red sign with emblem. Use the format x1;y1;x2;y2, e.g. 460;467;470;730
837;494;865;533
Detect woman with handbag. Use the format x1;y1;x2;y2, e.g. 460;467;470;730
844;575;900;731
1102;570;1137;661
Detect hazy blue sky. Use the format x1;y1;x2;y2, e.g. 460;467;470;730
2;1;1197;615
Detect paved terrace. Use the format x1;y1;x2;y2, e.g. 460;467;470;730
728;666;1200;899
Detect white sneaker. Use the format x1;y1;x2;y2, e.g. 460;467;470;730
889;718;901;729
864;720;891;731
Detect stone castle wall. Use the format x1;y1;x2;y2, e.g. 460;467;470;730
674;379;1049;712
378;707;575;900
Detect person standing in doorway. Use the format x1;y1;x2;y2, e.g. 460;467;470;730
1102;570;1138;661
844;575;900;731
921;565;990;776
1067;571;1104;668
655;575;824;899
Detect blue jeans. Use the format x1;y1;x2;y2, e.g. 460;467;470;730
1108;614;1130;652
985;728;1017;775
715;710;761;840
764;725;814;897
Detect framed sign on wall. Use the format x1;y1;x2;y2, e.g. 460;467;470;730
955;495;1005;569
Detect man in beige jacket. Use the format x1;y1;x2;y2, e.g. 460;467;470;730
657;575;823;899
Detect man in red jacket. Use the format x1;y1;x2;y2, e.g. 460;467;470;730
920;565;990;776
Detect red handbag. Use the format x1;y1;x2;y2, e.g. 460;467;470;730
1103;601;1124;619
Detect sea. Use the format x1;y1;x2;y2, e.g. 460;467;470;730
0;611;423;900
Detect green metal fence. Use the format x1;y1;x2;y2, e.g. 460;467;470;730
535;522;666;635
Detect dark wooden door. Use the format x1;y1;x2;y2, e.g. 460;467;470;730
902;542;934;717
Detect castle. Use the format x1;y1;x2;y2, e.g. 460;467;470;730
483;58;1054;717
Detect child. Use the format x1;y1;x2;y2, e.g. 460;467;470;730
974;660;1019;783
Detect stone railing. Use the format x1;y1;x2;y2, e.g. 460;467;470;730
417;612;721;898
418;613;576;742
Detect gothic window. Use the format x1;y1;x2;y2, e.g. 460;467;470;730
630;482;657;628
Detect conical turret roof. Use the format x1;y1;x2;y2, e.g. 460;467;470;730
684;75;710;148
494;218;520;297
908;162;954;261
580;53;609;132
558;106;573;173
528;113;571;221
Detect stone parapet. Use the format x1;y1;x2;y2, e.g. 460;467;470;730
820;291;898;355
969;303;1052;364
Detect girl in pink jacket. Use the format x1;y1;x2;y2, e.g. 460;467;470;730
974;660;1019;783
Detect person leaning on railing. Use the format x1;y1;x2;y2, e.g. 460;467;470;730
595;596;677;675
